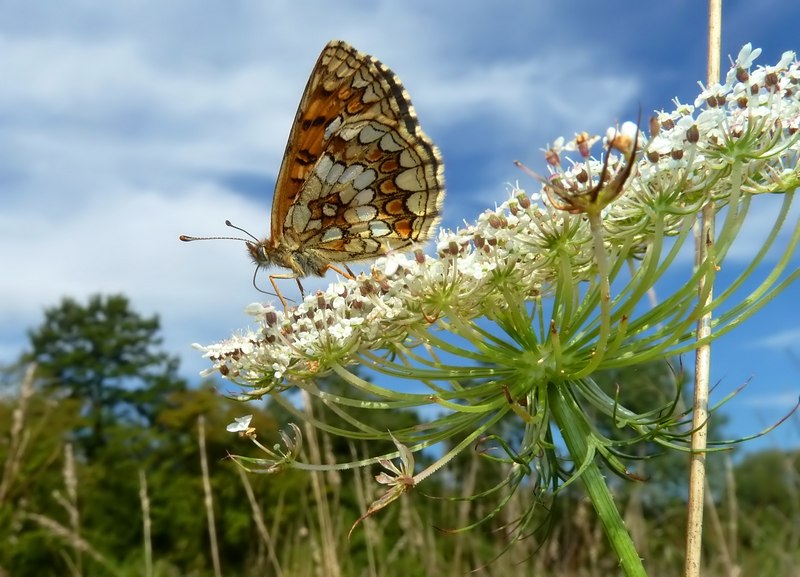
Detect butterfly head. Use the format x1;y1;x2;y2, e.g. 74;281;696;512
246;238;284;270
246;237;330;278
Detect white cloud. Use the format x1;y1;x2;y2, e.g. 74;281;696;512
0;34;296;186
752;327;800;350
743;391;800;409
0;178;262;348
421;51;639;134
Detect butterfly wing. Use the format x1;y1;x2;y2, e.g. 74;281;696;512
272;40;445;263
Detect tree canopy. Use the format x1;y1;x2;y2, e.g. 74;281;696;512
25;294;187;456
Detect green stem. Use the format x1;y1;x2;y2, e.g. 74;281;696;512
574;212;612;378
549;382;646;577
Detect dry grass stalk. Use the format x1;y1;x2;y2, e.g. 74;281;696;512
198;415;223;577
0;364;36;505
24;512;121;577
235;464;284;577
300;389;342;577
139;469;153;577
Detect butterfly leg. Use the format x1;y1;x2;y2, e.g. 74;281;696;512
325;264;356;280
269;273;301;310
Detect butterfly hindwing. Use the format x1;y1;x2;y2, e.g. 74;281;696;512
271;40;444;263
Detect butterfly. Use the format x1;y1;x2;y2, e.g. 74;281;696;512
182;40;445;306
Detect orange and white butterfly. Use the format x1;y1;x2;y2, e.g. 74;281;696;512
182;40;445;306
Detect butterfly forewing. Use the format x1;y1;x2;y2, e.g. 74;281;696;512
272;40;444;264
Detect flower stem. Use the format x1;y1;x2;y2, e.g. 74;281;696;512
574;211;612;378
549;382;647;577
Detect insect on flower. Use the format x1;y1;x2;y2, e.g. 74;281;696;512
181;40;446;308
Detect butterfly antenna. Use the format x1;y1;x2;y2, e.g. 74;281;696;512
179;221;260;244
224;220;260;242
180;234;249;242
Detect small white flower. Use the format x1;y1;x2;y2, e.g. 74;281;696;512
226;414;254;433
245;302;272;317
775;50;796;71
734;43;761;69
381;252;411;277
694;82;731;108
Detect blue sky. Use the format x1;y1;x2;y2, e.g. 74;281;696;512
1;1;798;451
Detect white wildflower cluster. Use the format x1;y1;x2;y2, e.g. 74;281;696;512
198;45;800;398
606;44;799;247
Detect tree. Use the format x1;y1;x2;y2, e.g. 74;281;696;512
25;294;187;457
